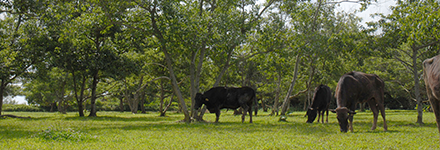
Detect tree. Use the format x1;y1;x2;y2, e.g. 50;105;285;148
22;67;73;113
39;0;139;117
376;0;440;124
0;0;49;114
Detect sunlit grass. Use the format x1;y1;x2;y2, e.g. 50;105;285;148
0;110;438;149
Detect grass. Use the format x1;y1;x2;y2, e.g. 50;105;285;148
0;110;439;149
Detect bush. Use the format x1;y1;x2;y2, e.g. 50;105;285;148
34;126;96;141
2;104;43;112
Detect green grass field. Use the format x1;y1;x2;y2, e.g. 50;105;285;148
0;110;439;149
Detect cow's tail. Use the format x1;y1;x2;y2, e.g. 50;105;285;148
253;92;258;116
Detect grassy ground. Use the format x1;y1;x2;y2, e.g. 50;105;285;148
0;110;438;149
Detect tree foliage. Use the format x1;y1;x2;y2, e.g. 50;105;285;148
1;0;438;125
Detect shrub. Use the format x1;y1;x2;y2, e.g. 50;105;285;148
2;104;43;112
34;126;96;141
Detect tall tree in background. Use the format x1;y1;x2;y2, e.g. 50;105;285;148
0;0;49;115
278;0;364;117
376;0;440;124
44;0;138;117
22;67;72;113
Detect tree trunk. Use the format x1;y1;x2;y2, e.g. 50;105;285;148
191;47;206;121
160;93;174;117
125;85;134;113
57;101;63;113
129;75;144;114
214;50;234;87
162;45;190;123
190;50;197;119
0;80;7;115
150;6;190;122
51;102;56;112
191;0;215;122
271;72;282;116
57;73;68;114
280;54;301;116
304;57;315;110
73;72;86;117
88;71;99;117
132;91;139;114
78;100;85;116
159;81;166;115
262;100;267;112
413;48;423;124
140;91;146;114
119;96;124;112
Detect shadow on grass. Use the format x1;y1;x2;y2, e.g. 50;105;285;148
61;115;182;122
3;110;438;141
0;129;40;139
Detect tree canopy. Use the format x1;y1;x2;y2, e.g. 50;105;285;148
1;0;439;124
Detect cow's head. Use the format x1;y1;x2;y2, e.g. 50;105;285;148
194;93;207;110
305;107;318;123
331;107;356;132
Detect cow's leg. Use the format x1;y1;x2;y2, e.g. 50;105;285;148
368;100;379;131
429;98;440;140
320;110;325;123
317;110;321;123
348;114;354;132
248;105;253;123
241;105;249;123
325;109;329;123
378;102;387;131
215;110;220;123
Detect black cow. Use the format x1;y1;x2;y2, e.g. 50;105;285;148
305;84;331;123
423;55;440;141
194;86;256;123
331;71;387;132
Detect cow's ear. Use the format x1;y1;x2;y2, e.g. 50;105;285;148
329;109;336;113
309;107;314;110
205;98;209;101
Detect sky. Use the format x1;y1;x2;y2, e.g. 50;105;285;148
9;0;396;105
334;0;396;27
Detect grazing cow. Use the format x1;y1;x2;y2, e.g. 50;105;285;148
194;86;256;123
423;55;440;141
305;84;331;123
331;71;387;132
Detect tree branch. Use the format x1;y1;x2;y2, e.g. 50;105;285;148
146;63;168;70
289;89;308;99
395;47;412;58
326;0;362;4
135;76;171;93
237;47;276;62
252;0;275;24
413;40;440;51
393;55;414;73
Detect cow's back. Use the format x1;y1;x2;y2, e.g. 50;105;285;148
335;73;362;108
224;86;256;108
311;85;331;110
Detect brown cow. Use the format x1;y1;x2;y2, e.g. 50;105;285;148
331;71;387;132
423;55;440;141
